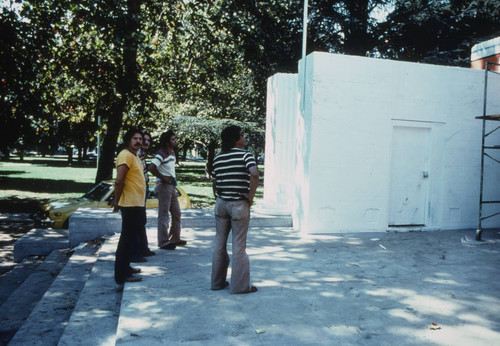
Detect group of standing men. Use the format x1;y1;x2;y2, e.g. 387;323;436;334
112;128;186;284
112;125;259;294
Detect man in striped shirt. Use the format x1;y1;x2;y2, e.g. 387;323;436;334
211;125;260;294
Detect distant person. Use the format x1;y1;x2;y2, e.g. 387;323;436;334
134;129;155;258
112;128;146;284
211;125;259;294
148;130;186;250
139;130;153;198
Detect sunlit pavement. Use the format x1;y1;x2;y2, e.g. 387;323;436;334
111;226;500;345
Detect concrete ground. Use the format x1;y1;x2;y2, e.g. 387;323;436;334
113;226;500;345
2;212;500;345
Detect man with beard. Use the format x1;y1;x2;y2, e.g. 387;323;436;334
132;129;155;259
112;128;146;284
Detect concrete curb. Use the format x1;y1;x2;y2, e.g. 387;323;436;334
0;249;69;345
8;246;99;345
58;235;123;346
69;208;293;246
14;228;69;262
0;257;43;308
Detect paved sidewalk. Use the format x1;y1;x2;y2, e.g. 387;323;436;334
113;227;500;345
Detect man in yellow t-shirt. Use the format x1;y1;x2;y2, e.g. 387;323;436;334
112;128;146;284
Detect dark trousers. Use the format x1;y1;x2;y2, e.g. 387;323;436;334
139;223;150;254
115;207;146;284
130;221;150;259
131;191;151;258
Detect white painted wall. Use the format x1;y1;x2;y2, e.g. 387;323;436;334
283;52;500;233
256;73;298;215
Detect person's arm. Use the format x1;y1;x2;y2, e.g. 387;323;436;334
112;164;128;212
212;179;217;198
148;163;173;184
246;166;260;205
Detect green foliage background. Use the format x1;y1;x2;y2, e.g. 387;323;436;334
0;158;260;209
1;0;499;181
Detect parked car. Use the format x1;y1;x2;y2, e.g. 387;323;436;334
33;180;191;229
85;152;98;160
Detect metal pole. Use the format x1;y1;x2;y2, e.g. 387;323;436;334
302;0;308;61
477;61;489;240
300;0;309;114
97;115;101;168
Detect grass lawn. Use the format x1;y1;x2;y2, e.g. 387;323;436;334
0;156;263;212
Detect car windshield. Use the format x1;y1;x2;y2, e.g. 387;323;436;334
82;183;113;201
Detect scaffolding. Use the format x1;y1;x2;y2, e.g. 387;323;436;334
475;61;500;240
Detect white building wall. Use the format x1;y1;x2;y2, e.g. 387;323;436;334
257;73;298;215
293;59;314;232
289;52;500;233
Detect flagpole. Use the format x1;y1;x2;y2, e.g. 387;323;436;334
302;0;308;60
301;0;309;113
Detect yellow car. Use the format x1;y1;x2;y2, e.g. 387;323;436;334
34;180;191;229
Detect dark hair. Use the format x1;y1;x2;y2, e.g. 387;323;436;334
159;130;175;148
142;129;152;142
123;127;143;145
221;125;241;152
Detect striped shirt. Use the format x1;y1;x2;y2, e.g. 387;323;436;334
138;148;150;184
150;150;176;183
212;148;257;201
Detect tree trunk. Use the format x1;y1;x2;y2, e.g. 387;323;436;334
94;0;142;183
205;140;217;178
66;146;73;165
95;98;126;182
1;147;10;160
18;145;24;161
181;141;192;160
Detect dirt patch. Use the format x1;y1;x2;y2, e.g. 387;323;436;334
0;196;44;276
0;221;35;276
0;197;46;214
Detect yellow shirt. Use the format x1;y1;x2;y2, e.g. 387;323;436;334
116;149;146;207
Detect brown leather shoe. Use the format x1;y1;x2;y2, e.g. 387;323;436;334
160;243;177;250
233;286;258;294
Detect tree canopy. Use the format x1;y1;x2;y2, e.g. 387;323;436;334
1;0;499;181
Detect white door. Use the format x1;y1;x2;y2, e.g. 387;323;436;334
389;126;431;226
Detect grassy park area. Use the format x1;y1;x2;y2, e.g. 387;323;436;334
0;156;263;213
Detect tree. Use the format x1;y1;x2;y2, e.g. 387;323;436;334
171;115;263;176
141;0;266;170
378;0;500;66
92;0;140;181
3;0;499;173
211;0;393;138
308;0;393;56
0;4;49;159
1;1;114;161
